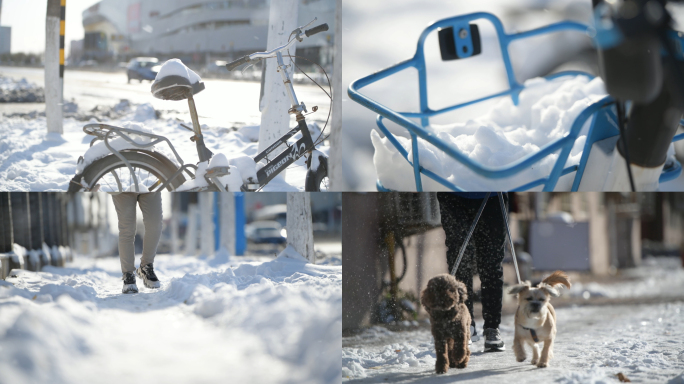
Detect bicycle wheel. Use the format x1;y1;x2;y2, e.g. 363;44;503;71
305;155;329;192
68;151;187;193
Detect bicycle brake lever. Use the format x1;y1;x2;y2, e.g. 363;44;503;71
292;17;318;42
241;60;259;74
300;17;317;31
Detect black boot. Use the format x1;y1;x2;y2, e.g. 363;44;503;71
122;272;138;294
136;264;161;289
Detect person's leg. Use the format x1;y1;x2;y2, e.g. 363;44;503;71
112;193;138;274
137;192;163;267
474;194;507;330
437;193;478;322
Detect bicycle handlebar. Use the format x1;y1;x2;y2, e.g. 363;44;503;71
226;19;330;70
305;23;329;37
226;55;251;71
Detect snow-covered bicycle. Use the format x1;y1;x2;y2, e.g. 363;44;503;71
68;19;331;193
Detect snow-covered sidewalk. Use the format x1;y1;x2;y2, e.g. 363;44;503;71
0;251;341;384
343;257;684;383
343;302;684;383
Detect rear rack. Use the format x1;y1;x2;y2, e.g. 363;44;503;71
82;123;190;192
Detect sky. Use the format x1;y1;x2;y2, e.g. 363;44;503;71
0;0;101;56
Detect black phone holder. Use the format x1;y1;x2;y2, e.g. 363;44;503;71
438;23;482;61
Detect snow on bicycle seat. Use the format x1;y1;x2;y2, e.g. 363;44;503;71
151;58;205;101
372;75;608;191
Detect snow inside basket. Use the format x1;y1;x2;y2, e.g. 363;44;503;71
372;75;609;191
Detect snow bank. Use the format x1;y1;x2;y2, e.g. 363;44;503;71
0;75;45;102
0;253;341;384
372;75;608;191
155;58;202;84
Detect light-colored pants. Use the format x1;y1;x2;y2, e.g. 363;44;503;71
112;193;163;274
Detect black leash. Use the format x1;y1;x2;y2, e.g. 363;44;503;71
449;192;522;285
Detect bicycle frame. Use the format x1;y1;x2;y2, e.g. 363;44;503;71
238;36;318;191
348;12;683;192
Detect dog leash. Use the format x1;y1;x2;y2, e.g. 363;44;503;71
449;192;522;285
498;192;522;285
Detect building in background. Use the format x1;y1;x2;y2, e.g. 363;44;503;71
0;26;10;55
78;0;335;68
0;0;11;55
68;40;84;64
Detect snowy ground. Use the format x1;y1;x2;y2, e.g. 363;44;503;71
343;303;684;383
0;67;331;192
343;257;684;383
0;249;341;384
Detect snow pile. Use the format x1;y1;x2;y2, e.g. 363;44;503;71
154;58;202;84
0;75;45;102
0;252;341;384
372;75;608;191
343;342;430;376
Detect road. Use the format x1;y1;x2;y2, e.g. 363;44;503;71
0;66;332;129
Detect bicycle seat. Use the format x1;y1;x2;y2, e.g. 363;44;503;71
151;58;205;101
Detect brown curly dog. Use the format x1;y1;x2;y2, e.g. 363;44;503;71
420;274;471;374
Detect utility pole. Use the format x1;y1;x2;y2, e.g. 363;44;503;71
328;0;343;191
199;193;214;257
45;0;65;134
258;0;299;178
219;193;236;256
286;192;315;263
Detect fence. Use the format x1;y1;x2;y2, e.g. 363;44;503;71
0;192;73;279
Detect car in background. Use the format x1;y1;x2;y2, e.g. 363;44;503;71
245;221;287;245
202;60;229;77
126;57;161;83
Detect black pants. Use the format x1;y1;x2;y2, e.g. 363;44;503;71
437;193;507;330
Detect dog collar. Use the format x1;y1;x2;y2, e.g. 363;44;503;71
521;326;539;342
